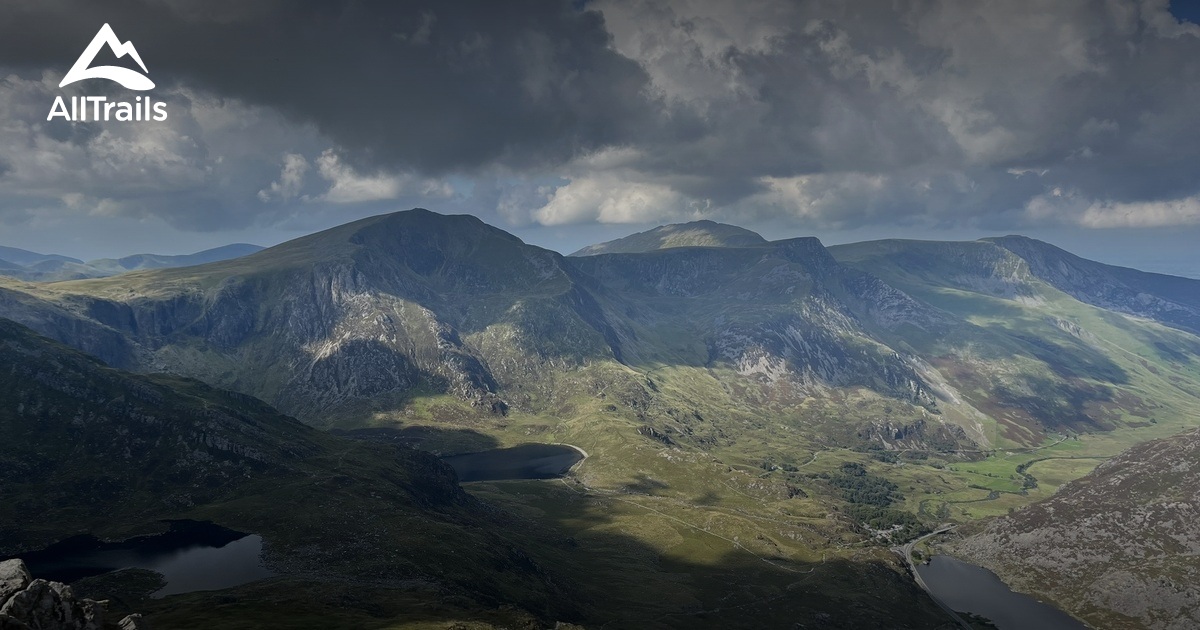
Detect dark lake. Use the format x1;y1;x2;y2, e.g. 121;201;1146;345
11;520;274;598
916;555;1087;629
442;443;584;482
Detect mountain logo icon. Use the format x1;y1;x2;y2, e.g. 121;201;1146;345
59;23;155;91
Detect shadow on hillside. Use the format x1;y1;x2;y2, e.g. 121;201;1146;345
330;425;500;456
984;324;1129;385
87;445;955;630
620;473;670;495
927;322;1151;437
450;473;954;629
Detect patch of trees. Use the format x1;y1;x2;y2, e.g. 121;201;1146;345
846;505;928;542
1014;461;1040;491
759;458;801;472
826;462;903;507
824;462;930;542
870;449;900;463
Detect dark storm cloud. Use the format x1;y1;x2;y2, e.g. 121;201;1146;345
0;0;662;173
531;0;1200;229
0;0;1199;239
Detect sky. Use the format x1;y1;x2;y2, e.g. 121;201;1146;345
0;0;1198;277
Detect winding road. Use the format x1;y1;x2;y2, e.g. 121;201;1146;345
895;524;972;630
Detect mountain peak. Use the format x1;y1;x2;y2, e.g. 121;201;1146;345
362;208;520;241
570;220;767;256
979;234;1052;250
213;208;527;271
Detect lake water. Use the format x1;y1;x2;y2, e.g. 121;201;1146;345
13;520;274;598
442;443;584;482
916;555;1087;629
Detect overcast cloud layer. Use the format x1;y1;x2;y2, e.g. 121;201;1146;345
0;0;1197;267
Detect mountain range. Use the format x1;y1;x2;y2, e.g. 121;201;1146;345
2;209;1199;628
0;244;264;282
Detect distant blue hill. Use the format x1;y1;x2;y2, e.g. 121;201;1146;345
0;243;264;282
88;243;266;273
0;246;83;266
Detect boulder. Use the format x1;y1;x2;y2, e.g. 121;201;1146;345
0;560;31;608
118;614;151;630
0;561;105;630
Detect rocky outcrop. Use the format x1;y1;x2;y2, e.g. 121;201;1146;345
0;561;31;612
0;559;148;630
116;614;149;630
951;426;1200;629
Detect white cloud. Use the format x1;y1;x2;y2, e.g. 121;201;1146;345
257;153;309;202
0;71;337;230
532;174;694;225
1080;196;1200;228
595;0;794;108
0;72;210;199
313;150;453;204
1023;188;1200;228
5;0;1200;242
314;150;401;203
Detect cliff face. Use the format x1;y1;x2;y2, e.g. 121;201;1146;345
570;238;940;407
0;317;471;548
0;211;598;423
0;317;329;551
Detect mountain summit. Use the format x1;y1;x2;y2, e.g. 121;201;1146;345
570;220;767;256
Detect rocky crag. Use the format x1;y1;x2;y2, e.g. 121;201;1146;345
0;559;147;630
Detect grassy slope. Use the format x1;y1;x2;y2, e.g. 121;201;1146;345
366;392;948;628
829;240;1200;513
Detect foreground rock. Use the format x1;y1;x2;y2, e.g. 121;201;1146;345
0;559;148;630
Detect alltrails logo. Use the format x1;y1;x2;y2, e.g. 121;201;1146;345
47;23;167;122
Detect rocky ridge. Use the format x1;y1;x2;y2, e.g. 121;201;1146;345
0;559;147;630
